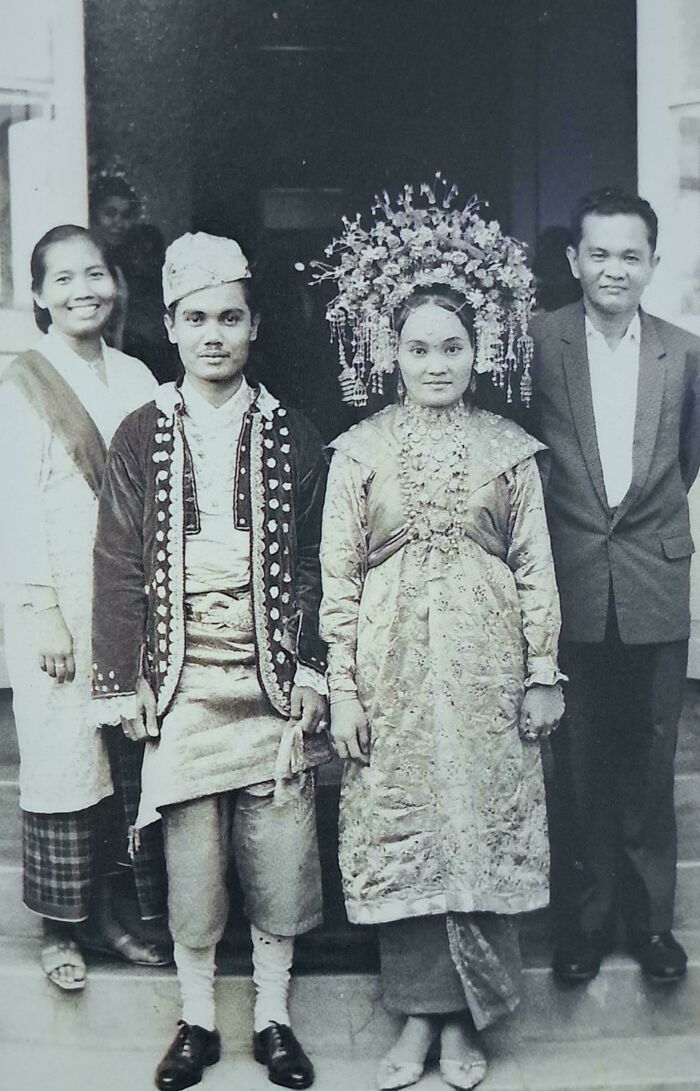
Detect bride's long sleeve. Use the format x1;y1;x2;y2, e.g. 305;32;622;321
319;451;369;705
505;455;565;687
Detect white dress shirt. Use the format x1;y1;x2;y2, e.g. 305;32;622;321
586;312;641;508
181;376;253;593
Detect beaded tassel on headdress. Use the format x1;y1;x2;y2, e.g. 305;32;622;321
312;174;536;406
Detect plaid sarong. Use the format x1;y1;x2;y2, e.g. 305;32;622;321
22;801;112;922
22;727;167;922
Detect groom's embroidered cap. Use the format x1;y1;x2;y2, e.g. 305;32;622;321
163;231;251;308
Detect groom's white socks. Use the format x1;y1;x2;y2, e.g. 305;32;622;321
174;941;217;1031
251;924;294;1032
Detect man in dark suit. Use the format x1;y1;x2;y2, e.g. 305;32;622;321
531;188;700;984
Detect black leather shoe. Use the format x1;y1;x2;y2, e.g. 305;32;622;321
552;931;609;984
155;1021;221;1090
628;931;688;983
253;1022;315;1089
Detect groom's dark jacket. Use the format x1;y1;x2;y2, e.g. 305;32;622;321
530;301;700;645
91;382;327;722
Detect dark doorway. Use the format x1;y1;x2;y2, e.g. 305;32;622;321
85;0;637;436
185;0;521;435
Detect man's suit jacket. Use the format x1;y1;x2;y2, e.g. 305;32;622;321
530;301;700;645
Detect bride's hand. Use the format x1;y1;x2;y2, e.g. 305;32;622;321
330;699;371;764
519;683;564;742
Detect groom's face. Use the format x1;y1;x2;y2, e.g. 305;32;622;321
165;281;259;388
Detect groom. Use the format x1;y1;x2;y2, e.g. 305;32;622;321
92;232;330;1089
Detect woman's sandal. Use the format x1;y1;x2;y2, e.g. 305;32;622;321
41;938;87;992
76;928;172;967
376;1056;425;1091
439;1049;487;1090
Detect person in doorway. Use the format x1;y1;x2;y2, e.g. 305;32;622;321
89;169;140;350
530;187;700;984
0;225;168;992
91;232;330;1091
316;181;564;1091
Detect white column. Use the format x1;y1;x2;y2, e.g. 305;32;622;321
0;0;88;685
638;0;700;676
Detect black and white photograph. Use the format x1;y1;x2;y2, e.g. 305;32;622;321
0;2;699;1089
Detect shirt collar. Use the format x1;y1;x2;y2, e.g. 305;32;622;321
585;311;641;348
154;377;280;422
181;375;254;426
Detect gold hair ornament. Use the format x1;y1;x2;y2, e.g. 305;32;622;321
312;174;535;406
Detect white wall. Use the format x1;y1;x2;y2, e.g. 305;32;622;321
638;0;700;675
0;0;88;367
0;0;88;683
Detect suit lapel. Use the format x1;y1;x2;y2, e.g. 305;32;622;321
559;304;608;511
612;311;666;525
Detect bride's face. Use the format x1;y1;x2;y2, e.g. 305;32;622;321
397;302;474;408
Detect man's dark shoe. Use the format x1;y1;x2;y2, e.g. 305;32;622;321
155;1021;221;1090
253;1022;315;1089
628;931;688;984
552;930;609;984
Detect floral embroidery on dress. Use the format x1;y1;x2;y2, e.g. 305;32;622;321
320;407;561;925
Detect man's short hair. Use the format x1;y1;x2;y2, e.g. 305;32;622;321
570;188;658;252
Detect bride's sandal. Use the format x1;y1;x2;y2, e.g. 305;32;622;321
439;1021;487;1090
439;1055;487;1090
376;1015;438;1090
41;938;86;992
376;1056;426;1090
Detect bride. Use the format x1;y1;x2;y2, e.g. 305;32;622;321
317;181;564;1090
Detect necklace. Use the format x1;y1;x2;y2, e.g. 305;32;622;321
396;399;472;554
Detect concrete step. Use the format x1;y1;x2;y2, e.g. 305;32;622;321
2;1034;700;1091
678;680;700;775
676;774;700;862
1;931;699;1054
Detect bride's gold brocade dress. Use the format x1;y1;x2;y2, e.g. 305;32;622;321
320;401;562;926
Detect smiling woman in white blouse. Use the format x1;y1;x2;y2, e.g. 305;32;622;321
0;225;167;991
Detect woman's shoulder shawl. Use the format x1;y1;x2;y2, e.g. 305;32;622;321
0;349;108;496
467;407;546;490
326;406;400;469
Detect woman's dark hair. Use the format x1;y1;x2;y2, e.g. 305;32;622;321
89;174;139;220
30;224;116;333
393;285;475;343
570;187;658;252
